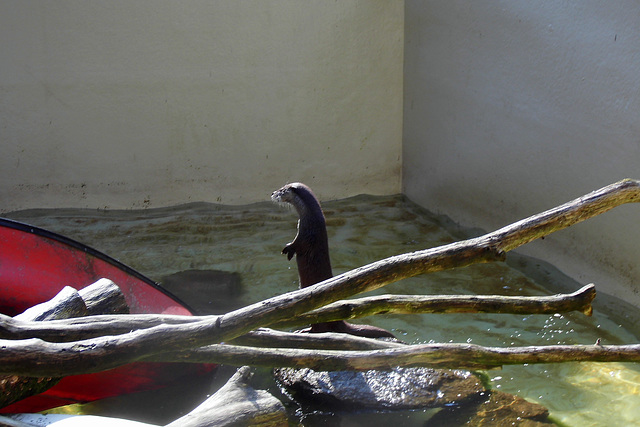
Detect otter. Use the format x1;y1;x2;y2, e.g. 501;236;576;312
272;182;395;339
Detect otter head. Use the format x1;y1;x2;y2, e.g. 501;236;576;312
271;182;322;219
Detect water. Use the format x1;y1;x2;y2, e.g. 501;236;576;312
6;195;640;426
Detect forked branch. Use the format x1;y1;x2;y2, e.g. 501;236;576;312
0;180;637;376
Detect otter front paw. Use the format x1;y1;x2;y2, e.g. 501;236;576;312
282;243;296;260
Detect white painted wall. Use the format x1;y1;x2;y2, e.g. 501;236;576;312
0;1;403;211
3;0;638;304
403;1;640;305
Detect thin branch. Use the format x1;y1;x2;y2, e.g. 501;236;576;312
229;329;404;350
273;284;596;328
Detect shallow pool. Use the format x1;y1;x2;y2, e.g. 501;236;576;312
7;194;640;426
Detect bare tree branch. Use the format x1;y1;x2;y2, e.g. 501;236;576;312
273;284;596;328
155;342;640;371
0;284;595;342
2;338;640;376
0;180;637;376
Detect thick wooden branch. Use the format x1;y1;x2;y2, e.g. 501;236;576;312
77;278;130;315
14;286;87;322
166;366;287;427
0;285;595;342
0;281;128;409
151;342;640;371
0;180;637;376
482;179;640;252
0;287;87;409
0;312;208;342
2;339;639;376
273;284;595;328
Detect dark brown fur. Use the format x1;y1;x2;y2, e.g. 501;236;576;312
272;182;395;339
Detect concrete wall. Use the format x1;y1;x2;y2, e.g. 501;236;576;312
3;0;638;304
403;1;640;305
0;1;403;211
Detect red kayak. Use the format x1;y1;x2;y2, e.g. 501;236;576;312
0;217;215;413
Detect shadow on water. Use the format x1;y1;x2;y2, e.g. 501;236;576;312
6;194;640;426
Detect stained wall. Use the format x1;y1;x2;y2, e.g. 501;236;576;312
403;1;640;305
1;1;404;210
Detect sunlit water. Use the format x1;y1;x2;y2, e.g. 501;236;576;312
6;195;640;426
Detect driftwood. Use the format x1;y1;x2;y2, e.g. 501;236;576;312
11;279;127;323
0;284;595;342
1;367;286;427
166;366;287;427
77;278;130;315
0;280;128;409
151;341;640;371
232;328;405;350
0;286;86;409
272;283;596;328
0;283;600;377
0;180;638;377
13;286;87;322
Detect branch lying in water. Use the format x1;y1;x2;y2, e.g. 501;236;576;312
273;284;596;328
0;284;595;342
2;336;640;376
157;341;640;372
0;179;638;376
158;341;640;371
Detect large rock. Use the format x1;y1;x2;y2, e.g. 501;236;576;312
275;366;553;425
274;366;484;409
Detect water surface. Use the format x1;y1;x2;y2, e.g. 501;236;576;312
7;195;640;426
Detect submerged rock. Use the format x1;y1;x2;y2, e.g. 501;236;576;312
161;269;242;314
426;389;553;426
274;366;484;409
275;366;553;425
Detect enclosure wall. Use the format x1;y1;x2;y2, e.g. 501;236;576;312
4;1;639;306
0;1;404;211
403;1;640;305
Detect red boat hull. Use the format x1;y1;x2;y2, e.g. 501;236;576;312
0;218;215;413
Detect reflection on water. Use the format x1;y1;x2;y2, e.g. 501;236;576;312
7;194;640;426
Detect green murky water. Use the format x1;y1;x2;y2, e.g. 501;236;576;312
6;195;640;426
